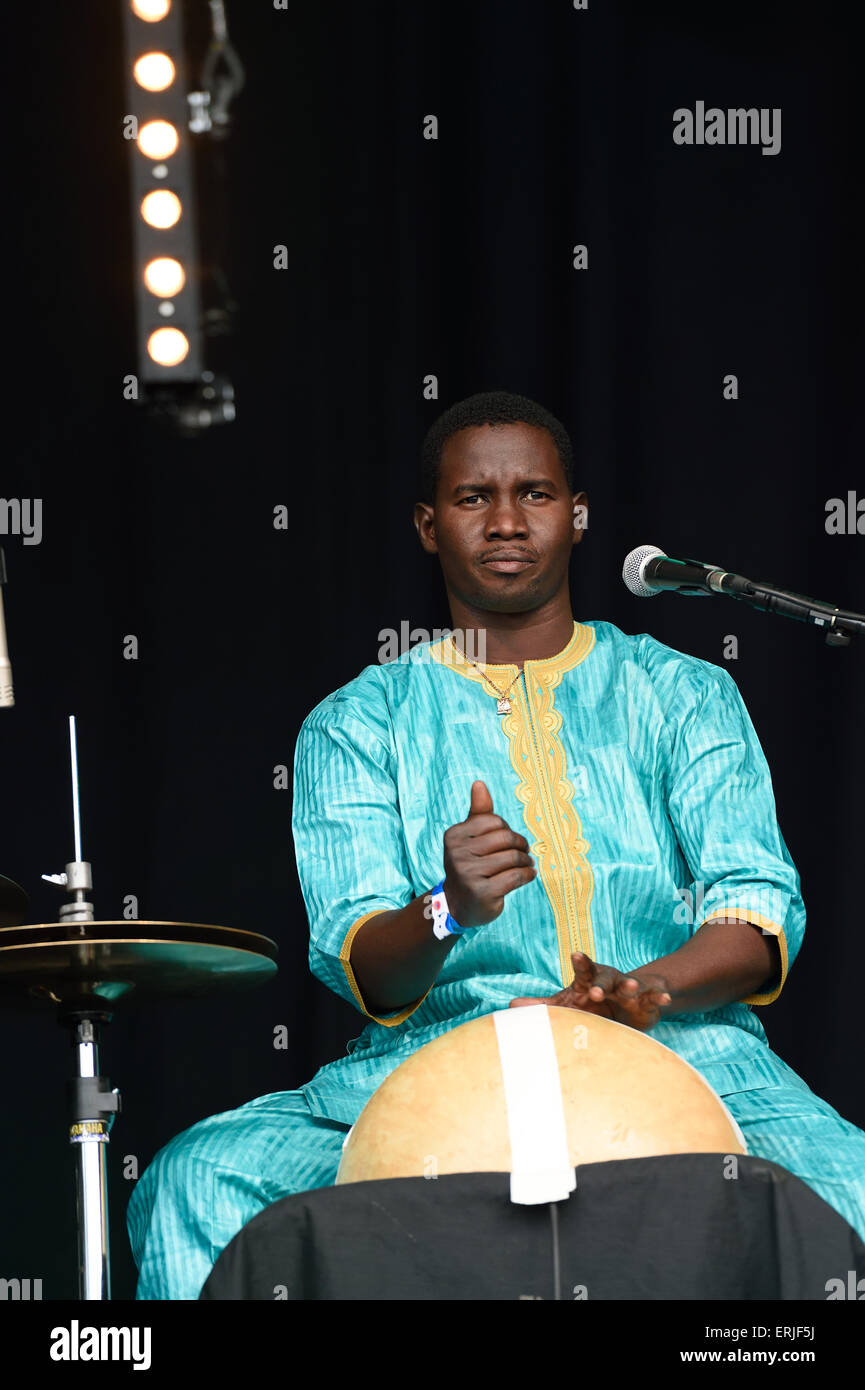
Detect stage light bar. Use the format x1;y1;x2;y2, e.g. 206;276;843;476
122;0;202;384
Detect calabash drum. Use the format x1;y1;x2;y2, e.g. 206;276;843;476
336;1005;744;1188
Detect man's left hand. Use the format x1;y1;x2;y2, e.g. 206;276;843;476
509;950;672;1032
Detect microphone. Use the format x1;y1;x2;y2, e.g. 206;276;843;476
622;545;735;598
0;548;13;708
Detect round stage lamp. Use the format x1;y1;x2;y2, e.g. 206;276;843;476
133;53;175;92
137;120;178;160
147;327;189;366
140;190;181;228
131;0;171;19
143;257;185;297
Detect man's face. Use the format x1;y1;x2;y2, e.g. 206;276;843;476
414;421;587;614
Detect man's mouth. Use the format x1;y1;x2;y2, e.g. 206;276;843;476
481;552;536;573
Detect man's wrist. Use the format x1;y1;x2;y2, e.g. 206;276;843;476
430;880;473;939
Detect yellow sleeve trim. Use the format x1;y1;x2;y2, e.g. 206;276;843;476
700;908;789;1006
338;909;434;1027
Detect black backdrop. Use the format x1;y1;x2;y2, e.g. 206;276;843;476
3;1;862;1300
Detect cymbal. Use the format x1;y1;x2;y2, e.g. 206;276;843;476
0;874;29;928
0;920;278;1010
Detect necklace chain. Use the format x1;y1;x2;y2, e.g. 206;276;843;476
449;635;523;704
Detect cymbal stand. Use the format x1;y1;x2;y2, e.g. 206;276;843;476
43;716;121;1300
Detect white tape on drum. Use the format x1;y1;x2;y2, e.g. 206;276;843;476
492;1005;576;1205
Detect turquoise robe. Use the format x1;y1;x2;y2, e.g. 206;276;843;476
294;619;804;1124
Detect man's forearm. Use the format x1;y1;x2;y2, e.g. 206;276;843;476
349;894;459;1015
634;917;781;1014
351;909;780;1019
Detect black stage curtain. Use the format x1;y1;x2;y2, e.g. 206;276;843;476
2;1;862;1299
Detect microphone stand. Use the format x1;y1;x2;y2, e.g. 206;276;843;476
687;562;865;648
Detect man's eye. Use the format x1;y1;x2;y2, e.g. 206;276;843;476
525;490;549;500
459;495;485;504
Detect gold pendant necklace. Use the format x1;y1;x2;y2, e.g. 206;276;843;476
450;635;522;715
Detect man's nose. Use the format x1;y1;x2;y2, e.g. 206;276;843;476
485;500;528;535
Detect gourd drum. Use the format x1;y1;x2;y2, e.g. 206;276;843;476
336;1005;744;1184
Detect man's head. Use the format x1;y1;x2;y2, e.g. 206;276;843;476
414;391;587;620
418;391;575;505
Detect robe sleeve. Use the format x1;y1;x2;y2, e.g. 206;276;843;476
291;694;432;1026
662;662;805;1005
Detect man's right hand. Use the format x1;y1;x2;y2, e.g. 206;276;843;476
441;780;537;929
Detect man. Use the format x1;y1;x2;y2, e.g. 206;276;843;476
128;390;865;1299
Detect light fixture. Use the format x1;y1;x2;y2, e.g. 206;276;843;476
143;257;186;297
137;119;179;160
139;190;181;228
147;327;189;366
131;0;171;21
133;53;176;92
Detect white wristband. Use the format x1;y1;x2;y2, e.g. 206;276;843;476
430;881;472;940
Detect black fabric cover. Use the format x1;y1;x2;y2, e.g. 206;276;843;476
200;1154;865;1300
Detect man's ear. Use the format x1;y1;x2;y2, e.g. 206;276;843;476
572;490;589;544
414;501;439;554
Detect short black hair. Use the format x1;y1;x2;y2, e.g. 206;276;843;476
419;390;575;504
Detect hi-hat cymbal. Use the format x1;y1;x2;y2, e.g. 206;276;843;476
0;920;278;1010
0;874;29;928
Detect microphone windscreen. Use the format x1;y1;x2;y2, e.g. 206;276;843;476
622;544;664;598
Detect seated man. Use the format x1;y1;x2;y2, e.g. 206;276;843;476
128;390;865;1299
